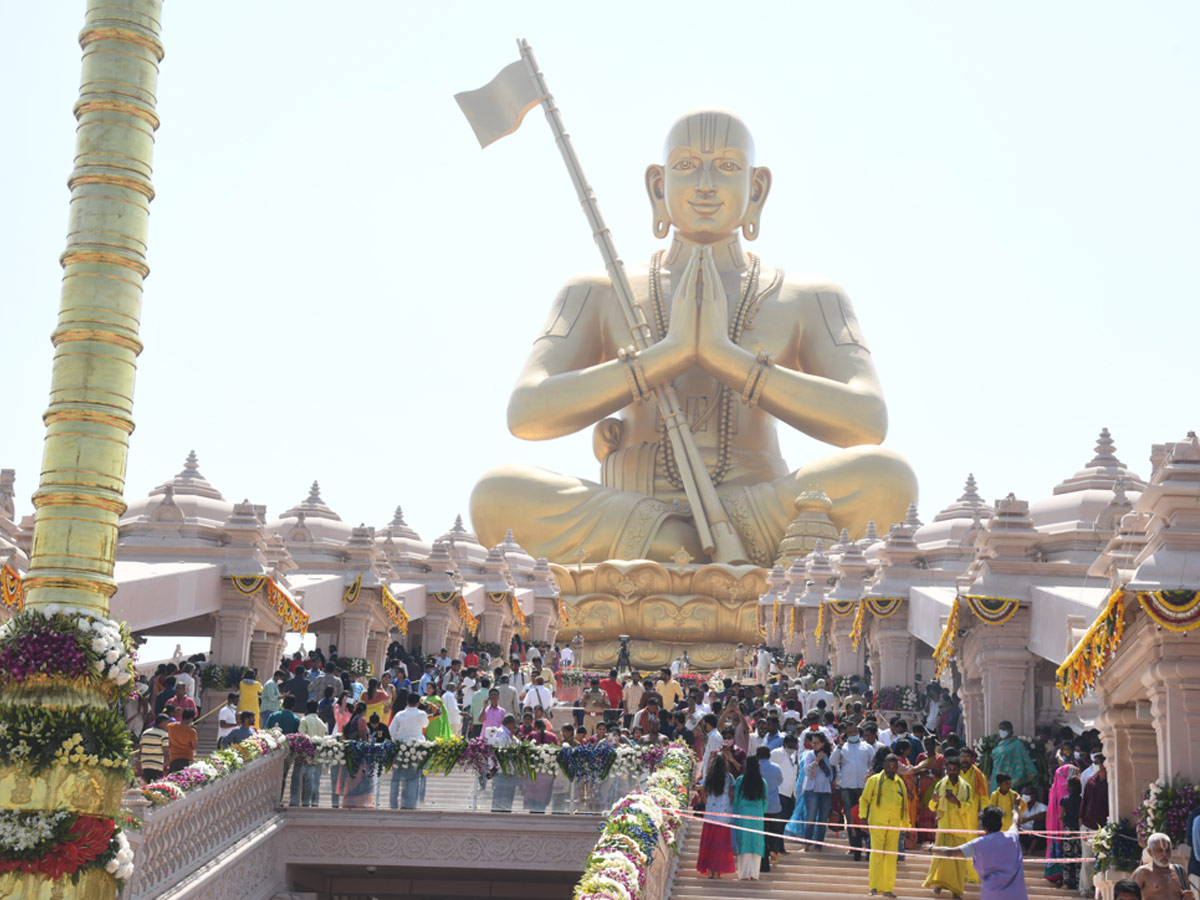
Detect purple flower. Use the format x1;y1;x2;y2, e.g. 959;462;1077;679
0;628;89;681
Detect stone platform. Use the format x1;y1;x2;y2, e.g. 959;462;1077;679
549;560;767;669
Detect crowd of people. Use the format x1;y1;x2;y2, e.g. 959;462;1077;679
124;642;1199;900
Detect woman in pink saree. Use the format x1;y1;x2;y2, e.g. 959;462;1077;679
1044;763;1081;887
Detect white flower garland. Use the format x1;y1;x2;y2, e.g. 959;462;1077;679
0;809;72;853
105;828;135;881
391;739;433;769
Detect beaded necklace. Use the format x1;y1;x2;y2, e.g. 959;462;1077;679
648;249;761;488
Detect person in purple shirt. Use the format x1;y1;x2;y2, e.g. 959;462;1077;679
933;804;1027;900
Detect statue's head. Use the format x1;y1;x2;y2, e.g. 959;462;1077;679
646;109;772;242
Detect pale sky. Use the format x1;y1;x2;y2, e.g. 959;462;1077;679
3;2;1198;556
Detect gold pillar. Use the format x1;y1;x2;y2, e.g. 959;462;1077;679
25;0;162;611
1;3;163;898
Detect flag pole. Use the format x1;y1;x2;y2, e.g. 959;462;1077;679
516;38;749;565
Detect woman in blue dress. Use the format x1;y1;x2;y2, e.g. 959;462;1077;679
732;756;768;880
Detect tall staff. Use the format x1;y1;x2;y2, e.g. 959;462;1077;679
456;39;748;564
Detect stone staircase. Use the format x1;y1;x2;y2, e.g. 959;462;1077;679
669;825;1072;900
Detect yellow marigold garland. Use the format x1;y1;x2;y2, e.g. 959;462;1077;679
381;584;409;635
1136;590;1200;633
458;593;479;636
932;597;960;678
1055;589;1126;710
865;597;904;617
0;564;23;613
964;594;1021;626
849;601;866;651
230;575;309;634
342;573;362;606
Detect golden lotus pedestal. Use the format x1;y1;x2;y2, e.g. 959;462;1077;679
551;560;767;670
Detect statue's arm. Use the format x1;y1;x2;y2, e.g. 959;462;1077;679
701;283;888;446
506;277;691;440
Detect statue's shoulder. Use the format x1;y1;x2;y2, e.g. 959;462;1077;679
772;274;854;307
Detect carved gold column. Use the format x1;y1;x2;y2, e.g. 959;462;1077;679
0;2;163;898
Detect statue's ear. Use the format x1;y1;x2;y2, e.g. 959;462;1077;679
645;164;671;239
743;165;772;241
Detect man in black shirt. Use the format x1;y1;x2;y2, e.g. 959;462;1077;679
286;667;310;707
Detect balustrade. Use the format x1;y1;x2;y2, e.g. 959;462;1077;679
121;751;287;900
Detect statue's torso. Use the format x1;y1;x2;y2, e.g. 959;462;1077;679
594;257;817;496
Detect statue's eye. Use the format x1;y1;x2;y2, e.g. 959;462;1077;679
716;159;742;173
672;159;696;171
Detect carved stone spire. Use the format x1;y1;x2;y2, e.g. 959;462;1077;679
1054;428;1146;494
775;490;839;567
149;450;224;501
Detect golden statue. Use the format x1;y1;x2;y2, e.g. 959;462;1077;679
471;110;917;569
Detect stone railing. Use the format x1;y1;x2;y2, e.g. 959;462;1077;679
644;819;688;900
120;750;288;900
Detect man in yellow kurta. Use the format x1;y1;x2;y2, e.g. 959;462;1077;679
861;754;912;897
988;773;1027;831
923;755;974;899
958;747;989;883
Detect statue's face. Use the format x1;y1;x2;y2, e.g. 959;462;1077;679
649;110;765;244
663;141;751;241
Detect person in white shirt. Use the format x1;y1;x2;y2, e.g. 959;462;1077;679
490;714;520;812
699;713;723;779
293;699;329;807
559;644;574;669
435;649;452;670
806;679;834;714
388;692;430;810
755;646;772;684
442;686;462;734
829;723;875;860
216;693;239;747
522;677;554;713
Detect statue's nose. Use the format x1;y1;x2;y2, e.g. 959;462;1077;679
697;162;715;191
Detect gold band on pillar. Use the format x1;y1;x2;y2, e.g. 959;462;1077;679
25;0;163;613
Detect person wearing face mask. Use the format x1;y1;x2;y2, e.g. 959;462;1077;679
831;723;875;861
989;721;1036;792
861;754;911;897
1018;787;1048;855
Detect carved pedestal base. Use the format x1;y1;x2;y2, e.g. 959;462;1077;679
551;560;767;670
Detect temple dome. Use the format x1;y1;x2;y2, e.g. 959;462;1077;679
268;480;353;544
121;451;234;526
376;505;431;561
1029;429;1146;533
914;475;993;550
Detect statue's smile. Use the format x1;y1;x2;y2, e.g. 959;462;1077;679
688;200;723;215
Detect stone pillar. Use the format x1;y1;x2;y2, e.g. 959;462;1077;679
829;619;863;676
422;609;451;658
960;675;985;744
249;631;285;681
211;606;258;667
1143;647;1200;788
366;632;388;676
1096;703;1159;822
874;616;916;689
338;609;371;661
977;643;1037;738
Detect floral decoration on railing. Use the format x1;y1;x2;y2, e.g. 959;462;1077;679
932;596;960;679
872;685;919;712
141;728;289;806
1055;589;1126;710
831;674;863;697
572;744;692;900
1135;589;1200;633
230;575;309;635
964;594;1021;626
381;585;409;635
0;564;23;613
340;656;373;677
0;607;136;700
1137;778;1200;845
0;809;134;884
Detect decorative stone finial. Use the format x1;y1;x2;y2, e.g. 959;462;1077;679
183;450;199;473
861;520;879;545
307;481;321;502
390;506;407;527
505;528;515;543
904;503;922;529
961;474;979;500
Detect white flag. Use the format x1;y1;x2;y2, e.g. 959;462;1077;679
455;59;541;148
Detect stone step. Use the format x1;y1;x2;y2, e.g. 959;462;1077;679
671;828;1070;900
